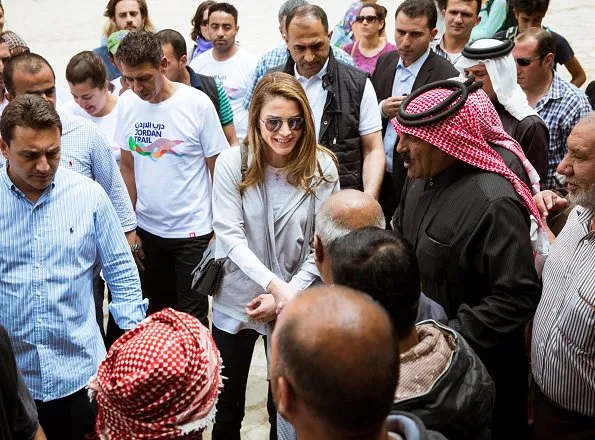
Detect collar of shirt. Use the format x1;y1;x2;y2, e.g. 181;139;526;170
186;66;202;89
537;72;564;109
575;206;595;236
0;162;55;204
425;161;472;189
294;58;330;84
398;49;431;78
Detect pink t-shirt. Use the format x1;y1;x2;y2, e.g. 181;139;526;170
344;41;397;75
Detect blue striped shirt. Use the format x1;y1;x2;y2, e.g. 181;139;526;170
0;165;147;402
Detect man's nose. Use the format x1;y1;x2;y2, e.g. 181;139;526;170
304;50;315;63
36;155;50;174
556;154;572;177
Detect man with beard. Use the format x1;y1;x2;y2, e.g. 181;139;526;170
459;38;549;185
393;79;542;438
530;113;595;440
189;2;257;140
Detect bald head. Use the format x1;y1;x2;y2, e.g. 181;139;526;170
315;189;385;248
271;286;399;437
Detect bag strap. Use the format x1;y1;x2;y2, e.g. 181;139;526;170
240;144;249;181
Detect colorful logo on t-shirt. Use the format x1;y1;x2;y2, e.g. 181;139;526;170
128;137;185;161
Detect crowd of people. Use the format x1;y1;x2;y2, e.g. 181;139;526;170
0;0;593;439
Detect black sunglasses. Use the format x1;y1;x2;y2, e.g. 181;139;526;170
260;116;305;132
355;15;378;23
515;55;541;67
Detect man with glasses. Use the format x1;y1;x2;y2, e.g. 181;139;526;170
189;2;257;140
273;4;385;198
513;28;591;189
116;31;229;327
459;38;549;184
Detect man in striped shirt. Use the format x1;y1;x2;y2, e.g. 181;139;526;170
0;95;146;438
531;113;595;439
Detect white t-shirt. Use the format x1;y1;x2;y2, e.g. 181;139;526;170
61;100;121;165
295;61;382;139
189;46;257;140
115;84;229;238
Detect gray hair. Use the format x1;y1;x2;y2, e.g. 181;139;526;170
315;199;386;248
278;0;309;24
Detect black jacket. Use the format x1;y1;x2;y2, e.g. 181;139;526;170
271;50;369;190
392;322;495;440
371;50;458;200
187;66;222;122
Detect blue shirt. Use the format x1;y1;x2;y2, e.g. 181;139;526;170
382;50;431;171
0;112;137;232
535;73;592;188
242;45;355;110
0;165;147;402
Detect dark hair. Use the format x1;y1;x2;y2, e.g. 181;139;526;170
116;30;163;69
516;27;556;57
191;0;217;41
275;288;399;434
396;0;438;30
0;94;62;144
4;52;55;95
328;227;421;337
208;2;238;25
512;0;550;14
286;4;329;34
359;3;388;34
156;29;187;60
65;51;108;89
103;0;154;38
278;0;308;25
444;0;482;15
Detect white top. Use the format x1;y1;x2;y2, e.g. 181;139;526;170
0;97;8;115
294;60;382;140
115;84;229;238
61;100;121;165
189;46;258;140
212;167;319;335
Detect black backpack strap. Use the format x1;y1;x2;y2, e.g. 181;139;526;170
240;144;249;182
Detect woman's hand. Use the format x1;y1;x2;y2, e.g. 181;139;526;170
246;294;277;323
267;278;299;314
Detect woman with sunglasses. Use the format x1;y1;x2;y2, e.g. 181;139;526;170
343;4;395;75
210;71;339;439
190;0;216;60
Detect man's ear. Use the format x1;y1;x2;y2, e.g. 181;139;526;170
160;56;168;73
180;54;188;68
544;53;554;69
0;139;10;161
430;27;438;40
275;376;295;421
313;234;324;265
6;91;14;103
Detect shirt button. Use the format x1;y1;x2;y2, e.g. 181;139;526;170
34;263;40;268
584;240;589;245
323;121;328;125
37;318;43;324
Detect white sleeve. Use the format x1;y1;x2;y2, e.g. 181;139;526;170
359;78;383;136
228;243;276;290
198;97;230;157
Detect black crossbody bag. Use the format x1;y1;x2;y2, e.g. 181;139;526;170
190;145;249;296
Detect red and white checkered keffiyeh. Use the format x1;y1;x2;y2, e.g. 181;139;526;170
391;86;543;226
89;308;223;439
456;81;541;194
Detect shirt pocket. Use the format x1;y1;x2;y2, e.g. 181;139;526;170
417;230;451;280
557;285;595;354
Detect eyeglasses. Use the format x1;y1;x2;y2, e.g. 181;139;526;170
515;55;542;67
260;116;305;132
355;15;379;23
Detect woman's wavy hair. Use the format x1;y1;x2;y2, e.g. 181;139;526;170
241;72;336;194
103;0;155;38
191;1;217;41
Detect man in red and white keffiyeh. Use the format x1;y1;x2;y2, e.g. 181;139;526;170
88;308;222;440
391;81;544;438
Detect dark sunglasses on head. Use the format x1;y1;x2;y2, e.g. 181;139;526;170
261;116;305;132
355;15;378;23
515;55;541;67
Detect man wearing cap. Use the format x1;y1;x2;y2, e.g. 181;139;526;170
106;30;129;95
459;38;549;184
393;79;542;438
372;0;458;220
